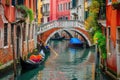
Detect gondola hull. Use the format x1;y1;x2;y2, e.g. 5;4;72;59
20;57;43;70
68;43;83;48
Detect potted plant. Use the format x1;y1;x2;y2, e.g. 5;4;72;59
5;0;10;6
112;1;120;10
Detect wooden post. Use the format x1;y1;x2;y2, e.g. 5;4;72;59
11;25;17;77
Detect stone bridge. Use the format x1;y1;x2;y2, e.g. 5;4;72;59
37;20;93;46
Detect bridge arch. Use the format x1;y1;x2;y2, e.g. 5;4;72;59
45;28;92;46
37;20;93;46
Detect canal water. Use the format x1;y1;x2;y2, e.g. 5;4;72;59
1;40;96;80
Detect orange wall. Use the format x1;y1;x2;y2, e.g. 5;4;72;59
24;0;29;8
5;6;15;22
106;0;120;73
106;4;118;47
117;11;120;26
1;0;15;22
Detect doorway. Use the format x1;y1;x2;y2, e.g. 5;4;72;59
16;26;21;59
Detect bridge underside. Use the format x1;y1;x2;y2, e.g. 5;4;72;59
37;27;93;47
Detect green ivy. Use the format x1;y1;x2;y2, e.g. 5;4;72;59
28;9;34;23
93;31;107;59
0;62;3;66
16;5;34;23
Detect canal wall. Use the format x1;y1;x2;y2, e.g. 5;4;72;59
0;47;13;67
0;40;35;74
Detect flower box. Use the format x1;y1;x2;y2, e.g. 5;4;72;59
112;2;120;10
5;0;10;6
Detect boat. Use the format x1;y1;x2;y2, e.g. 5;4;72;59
20;57;44;70
68;38;83;48
20;51;45;70
50;36;65;40
43;45;50;53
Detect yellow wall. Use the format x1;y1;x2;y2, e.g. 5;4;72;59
38;0;42;24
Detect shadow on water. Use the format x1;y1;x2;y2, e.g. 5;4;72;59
16;65;45;80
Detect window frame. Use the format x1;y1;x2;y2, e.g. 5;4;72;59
108;0;112;5
4;23;8;47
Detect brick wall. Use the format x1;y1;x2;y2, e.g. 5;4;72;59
0;47;13;64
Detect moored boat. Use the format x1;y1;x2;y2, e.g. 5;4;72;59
50;36;65;40
68;38;83;48
20;50;45;70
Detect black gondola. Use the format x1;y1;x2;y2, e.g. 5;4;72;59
20;55;45;70
50;36;65;40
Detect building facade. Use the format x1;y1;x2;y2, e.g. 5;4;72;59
41;0;50;23
70;0;84;21
0;0;37;69
50;0;71;21
106;0;120;79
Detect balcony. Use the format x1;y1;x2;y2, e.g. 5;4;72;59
16;9;25;21
42;11;49;16
71;8;77;15
112;2;120;10
98;20;106;27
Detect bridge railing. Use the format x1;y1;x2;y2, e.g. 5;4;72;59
37;20;84;34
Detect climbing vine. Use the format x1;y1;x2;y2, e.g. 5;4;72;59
85;0;107;59
16;5;34;23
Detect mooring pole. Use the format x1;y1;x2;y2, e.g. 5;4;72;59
11;27;17;77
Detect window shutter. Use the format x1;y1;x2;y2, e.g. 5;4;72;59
72;0;76;8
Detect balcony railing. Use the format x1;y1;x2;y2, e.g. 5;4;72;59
16;9;24;20
37;20;84;34
42;11;49;16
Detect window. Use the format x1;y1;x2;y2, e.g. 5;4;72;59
42;4;49;12
0;29;2;40
60;4;62;11
108;0;112;4
58;5;60;11
31;24;34;39
68;2;71;9
4;24;8;46
17;0;24;5
28;24;30;40
23;23;26;41
118;28;120;52
12;0;16;6
108;0;112;2
72;0;76;8
47;17;49;22
41;18;44;23
11;24;14;44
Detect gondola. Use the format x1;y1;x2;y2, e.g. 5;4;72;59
68;38;83;48
20;52;45;70
20;57;44;70
43;45;50;53
50;36;65;40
